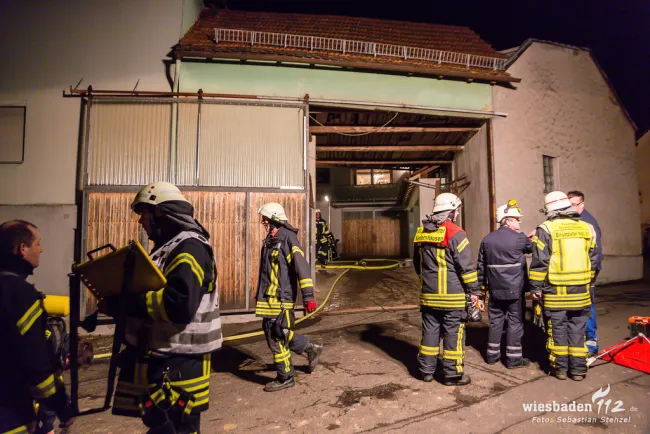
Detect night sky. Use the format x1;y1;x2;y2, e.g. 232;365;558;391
205;0;650;136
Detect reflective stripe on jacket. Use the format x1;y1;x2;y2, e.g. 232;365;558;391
477;226;533;300
256;224;314;317
529;217;598;310
413;220;480;309
125;231;222;354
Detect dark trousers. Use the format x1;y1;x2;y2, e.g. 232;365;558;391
545;308;590;375
114;347;210;434
487;298;524;366
262;311;310;380
418;309;467;379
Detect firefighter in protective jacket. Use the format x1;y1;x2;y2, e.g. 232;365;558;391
315;209;330;265
256;202;323;392
529;191;598;381
413;193;480;386
101;182;222;434
0;220;74;434
478;201;533;368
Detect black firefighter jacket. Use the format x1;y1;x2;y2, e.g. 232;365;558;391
255;224;315;317
477;226;533;300
0;257;69;432
413;220;481;310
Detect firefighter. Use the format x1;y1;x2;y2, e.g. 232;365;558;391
256;202;323;392
413;193;480;386
0;220;74;434
100;182;222;433
529;191;598;381
315;209;329;265
477;201;533;368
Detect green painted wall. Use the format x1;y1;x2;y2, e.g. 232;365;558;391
179;62;493;111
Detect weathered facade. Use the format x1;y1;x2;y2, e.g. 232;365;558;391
1;4;642;317
493;40;641;283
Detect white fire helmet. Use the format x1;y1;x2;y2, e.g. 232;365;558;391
432;193;462;213
496;199;523;223
544;191;573;213
131;181;189;212
258;202;288;222
315;209;321;213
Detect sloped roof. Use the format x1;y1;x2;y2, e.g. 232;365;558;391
176;9;518;83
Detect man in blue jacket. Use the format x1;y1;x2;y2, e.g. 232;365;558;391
567;191;602;358
478;201;533;368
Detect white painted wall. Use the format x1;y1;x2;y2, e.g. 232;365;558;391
453;126;490;254
0;0;189;294
637;131;650;227
493;42;642;283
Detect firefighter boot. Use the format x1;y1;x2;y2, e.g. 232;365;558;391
264;376;296;392
422;373;434;383
443;374;471;386
552;369;568;380
305;343;323;373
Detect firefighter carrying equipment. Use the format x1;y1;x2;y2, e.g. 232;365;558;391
432;192;462;213
496;200;524;224
0;263;74;434
529;217;598;310
123;231;222;355
258;202;289;223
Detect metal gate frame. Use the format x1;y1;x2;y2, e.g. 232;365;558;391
75;93;311;316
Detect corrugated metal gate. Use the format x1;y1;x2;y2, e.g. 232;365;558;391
79;96;309;314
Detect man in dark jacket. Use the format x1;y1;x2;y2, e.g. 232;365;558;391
413;193;480;386
101;181;222;434
256;202;323;392
567;190;602;358
478;201;533;368
0;220;74;434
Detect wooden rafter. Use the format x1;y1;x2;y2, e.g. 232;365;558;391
310;126;479;134
316;145;463;152
316;160;452;167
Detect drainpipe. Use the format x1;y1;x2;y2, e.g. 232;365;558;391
486;119;497;231
169;59;181;184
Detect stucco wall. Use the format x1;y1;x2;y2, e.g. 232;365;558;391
637;132;650;227
0;0;185;294
453;126;490;253
493;42;642;283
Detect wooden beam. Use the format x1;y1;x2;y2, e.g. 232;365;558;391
316;145;463;152
310;126;479;134
317;160;452;167
409;165;440;179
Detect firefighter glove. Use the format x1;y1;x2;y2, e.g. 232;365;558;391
531;289;542;301
304;300;317;314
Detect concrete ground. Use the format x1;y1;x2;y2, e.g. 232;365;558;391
69;266;650;433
